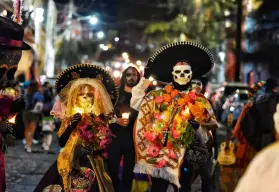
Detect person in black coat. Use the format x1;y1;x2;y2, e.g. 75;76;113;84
107;66;141;192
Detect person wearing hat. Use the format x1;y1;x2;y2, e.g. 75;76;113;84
35;64;118;192
0;13;31;191
132;42;218;192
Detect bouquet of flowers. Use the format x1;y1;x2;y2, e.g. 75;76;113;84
77;114;114;152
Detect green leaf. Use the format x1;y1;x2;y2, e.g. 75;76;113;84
147;158;157;164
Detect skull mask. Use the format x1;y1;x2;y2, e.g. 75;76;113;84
172;62;192;85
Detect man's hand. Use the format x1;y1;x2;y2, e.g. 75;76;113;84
10;97;26;113
116;118;129;127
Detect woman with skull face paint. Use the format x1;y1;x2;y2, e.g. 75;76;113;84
131;42;218;192
106;67;141;192
0;9;31;191
35;64;118;192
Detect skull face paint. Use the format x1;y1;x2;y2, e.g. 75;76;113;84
76;85;95;110
172;62;192;85
191;79;203;93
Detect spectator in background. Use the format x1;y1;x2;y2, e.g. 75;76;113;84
23;81;44;153
41;82;55;152
191;78;215;192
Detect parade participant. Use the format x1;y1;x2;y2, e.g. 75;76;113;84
106;66;140;192
0;4;31;190
218;81;265;192
132;42;217;192
35;64;118;192
234;103;279;192
191;78;215;192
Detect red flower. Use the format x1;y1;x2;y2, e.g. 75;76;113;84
189;92;197;101
168;149;177;159
158;133;163;140
156;159;167;168
145;131;157;142
172;130;180;139
147;145;160;157
166;141;173;149
155;96;164;103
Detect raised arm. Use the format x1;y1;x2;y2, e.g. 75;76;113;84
130;77;151;111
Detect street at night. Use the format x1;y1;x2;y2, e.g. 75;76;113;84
1;0;279;192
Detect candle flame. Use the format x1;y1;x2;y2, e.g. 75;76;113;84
122;113;130;119
74;107;84;114
8;115;16;124
148;76;154;81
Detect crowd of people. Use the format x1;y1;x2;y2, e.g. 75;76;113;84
1;5;279;192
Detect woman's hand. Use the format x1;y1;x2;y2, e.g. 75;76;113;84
116;118;130;127
80;145;94;155
70;113;82;128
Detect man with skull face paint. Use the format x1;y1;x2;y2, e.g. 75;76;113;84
107;66;141;192
0;13;31;191
131;42;218;192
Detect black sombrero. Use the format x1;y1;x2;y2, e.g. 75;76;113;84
0;16;31;50
55;64;119;105
144;42;214;82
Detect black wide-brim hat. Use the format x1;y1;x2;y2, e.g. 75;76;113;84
55;64;119;105
144;42;214;82
0;16;31;50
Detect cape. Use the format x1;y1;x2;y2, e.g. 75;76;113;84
133;85;215;188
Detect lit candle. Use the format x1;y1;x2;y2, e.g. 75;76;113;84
183;108;190;116
74;107;84;114
8;115;16;124
122;113;130;119
148;76;154;81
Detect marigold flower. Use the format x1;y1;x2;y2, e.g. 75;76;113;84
163;94;172;102
184;94;191;103
165;85;174;93
171;89;179;98
177;98;185;106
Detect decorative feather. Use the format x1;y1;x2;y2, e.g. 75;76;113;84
11;0;23;24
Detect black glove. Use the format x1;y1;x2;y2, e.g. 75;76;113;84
189;119;200;130
80;145;94;156
70;113;82;128
10;97;26;113
5;122;13;134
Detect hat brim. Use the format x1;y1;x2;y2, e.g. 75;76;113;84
0;41;31;50
144;42;214;82
55;63;119;106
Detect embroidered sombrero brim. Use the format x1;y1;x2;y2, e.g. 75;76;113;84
55;64;119;105
144;42;214;82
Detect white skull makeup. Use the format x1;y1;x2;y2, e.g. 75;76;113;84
191;79;203;93
76;85;95;110
172;63;192;85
